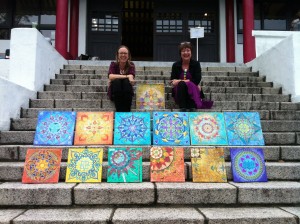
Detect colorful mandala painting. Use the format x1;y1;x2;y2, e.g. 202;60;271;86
191;147;227;182
136;84;165;110
153;112;190;146
34;111;76;146
224;112;265;146
107;147;143;182
66;148;103;182
74;112;114;145
189;112;228;145
230;148;267;182
150;147;185;182
22;148;62;183
114;112;151;145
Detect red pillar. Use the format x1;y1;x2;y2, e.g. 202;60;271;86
55;0;69;59
69;0;79;59
243;0;256;63
226;0;236;62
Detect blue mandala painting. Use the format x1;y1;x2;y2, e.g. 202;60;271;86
230;148;268;182
189;112;228;145
153;112;190;146
114;112;151;145
224;112;265;146
34;111;76;145
107;147;143;182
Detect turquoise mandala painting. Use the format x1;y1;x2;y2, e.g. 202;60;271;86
34;111;76;146
107;147;143;183
114;112;151;145
224;112;264;146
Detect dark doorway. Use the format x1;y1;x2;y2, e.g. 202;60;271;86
121;0;154;60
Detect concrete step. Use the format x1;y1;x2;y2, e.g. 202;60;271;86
3;181;298;206
22;107;293;119
28;99;298;111
44;84;282;96
1;161;299;182
0;145;283;162
1;206;299;223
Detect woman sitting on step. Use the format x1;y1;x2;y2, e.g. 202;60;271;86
107;45;135;112
171;41;213;111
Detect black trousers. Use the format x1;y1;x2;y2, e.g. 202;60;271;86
111;78;133;112
177;81;196;109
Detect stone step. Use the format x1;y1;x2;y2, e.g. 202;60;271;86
1;206;299;223
22;107;298;119
0;145;284;162
54;73;264;82
44;84;282;95
1;161;299;182
0;181;299;206
28;99;288;110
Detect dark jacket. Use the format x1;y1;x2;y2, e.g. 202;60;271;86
171;59;202;85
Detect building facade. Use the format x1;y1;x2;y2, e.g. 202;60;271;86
0;0;299;62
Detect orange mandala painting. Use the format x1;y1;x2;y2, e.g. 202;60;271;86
22;148;62;184
74;112;114;145
150;146;185;182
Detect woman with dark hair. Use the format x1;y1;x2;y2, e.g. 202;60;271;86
171;42;213;111
107;45;135;112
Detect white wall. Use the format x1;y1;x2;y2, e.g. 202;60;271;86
0;60;9;79
0;79;36;130
0;28;67;130
248;31;300;102
9;28;67;91
78;0;87;55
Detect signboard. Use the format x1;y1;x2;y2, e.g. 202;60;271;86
190;27;204;39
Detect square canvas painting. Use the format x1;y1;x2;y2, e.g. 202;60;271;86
114;112;151;145
230;147;268;182
153;112;190;146
74;112;114;145
22;148;62;183
189;112;228;145
107;147;143;182
224;112;265;146
136;84;165;110
191;147;227;182
34;111;76;146
66;147;103;182
150;146;185;182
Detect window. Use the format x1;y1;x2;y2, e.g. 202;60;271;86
91;14;119;32
0;0;56;40
262;2;287;30
188;12;215;33
155;12;182;33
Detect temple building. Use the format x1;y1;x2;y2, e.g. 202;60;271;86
0;0;299;62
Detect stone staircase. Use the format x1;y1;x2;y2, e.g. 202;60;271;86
0;62;300;223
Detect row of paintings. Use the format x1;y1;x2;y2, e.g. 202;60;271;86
34;111;265;146
22;147;268;184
